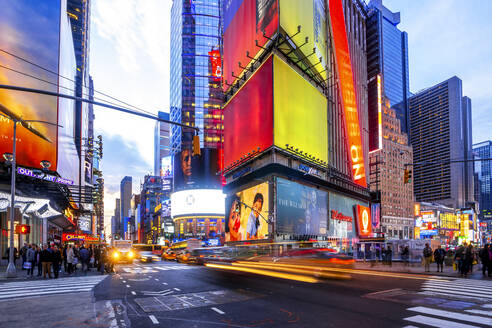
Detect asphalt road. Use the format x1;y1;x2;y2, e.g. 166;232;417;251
2;261;492;327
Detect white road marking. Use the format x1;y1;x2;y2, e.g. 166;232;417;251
421;286;492;299
408;306;492;325
162;282;168;285
211;307;225;314
122;280;126;283
155;278;159;281
483;304;492;309
126;285;130;288
465;309;492;316
149;315;159;324
174;288;181;291
404;315;479;328
131;291;136;295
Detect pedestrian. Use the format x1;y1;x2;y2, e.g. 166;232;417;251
5;246;18;266
40;245;53;279
99;247;106;275
386;246;392;266
95;246;101;271
479;244;490;276
20;243;28;270
26;244;36;277
36;246;42;276
464;244;474;276
454;244;466;277
62;245;68;273
401;246;410;266
52;246;62;279
67;245;75;274
79;245;90;275
433;245;445;273
381;246;386;264
423;243;433;272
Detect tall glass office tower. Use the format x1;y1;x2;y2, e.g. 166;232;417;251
366;0;410;149
170;0;223;154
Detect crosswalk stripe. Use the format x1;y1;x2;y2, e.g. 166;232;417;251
154;267;169;270
422;283;492;295
483;304;492;309
450;278;492;286
0;288;93;300
424;281;492;289
0;277;106;289
0;282;103;293
465;309;492;317
418;291;483;302
421;286;492;299
407;306;492;325
404;315;479;328
123;268;131;272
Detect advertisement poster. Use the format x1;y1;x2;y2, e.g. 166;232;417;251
78;215;91;232
355;205;372;237
222;0;278;90
208;50;222;82
173;148;221;191
161;156;173;178
225;182;269;242
371;203;380;229
276;178;328;235
0;1;60;170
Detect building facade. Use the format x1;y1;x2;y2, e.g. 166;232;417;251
119;176;132;238
366;0;410;147
154;111;171;177
369;99;413;239
474;141;492;225
409;76;474;209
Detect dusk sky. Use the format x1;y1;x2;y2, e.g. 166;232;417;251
89;0;492;234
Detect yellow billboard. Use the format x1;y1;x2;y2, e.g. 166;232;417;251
273;56;328;163
225;182;269;242
279;0;327;79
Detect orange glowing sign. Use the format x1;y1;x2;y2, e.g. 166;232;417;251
377;74;383;150
328;0;366;187
355;205;372;237
414;203;421;216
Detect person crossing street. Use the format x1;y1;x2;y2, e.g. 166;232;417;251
433;245;445;272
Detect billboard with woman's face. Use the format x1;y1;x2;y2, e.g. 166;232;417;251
225;182;269;242
173;148;221;191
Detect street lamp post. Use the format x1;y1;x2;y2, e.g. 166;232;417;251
1;110;60;278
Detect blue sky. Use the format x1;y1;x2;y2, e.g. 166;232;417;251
90;0;492;232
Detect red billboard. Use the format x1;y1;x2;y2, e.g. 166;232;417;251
328;0;367;187
355;205;372;237
222;0;278;91
224;56;274;168
209;50;222;82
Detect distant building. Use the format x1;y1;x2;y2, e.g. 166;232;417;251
114;198;120;237
366;0;410;143
154;111;171;176
369;98;414;239
474;141;492;223
120;176;132;237
409;76;474;209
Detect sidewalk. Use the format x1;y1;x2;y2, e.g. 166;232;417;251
354;260;490;280
0;264;104;281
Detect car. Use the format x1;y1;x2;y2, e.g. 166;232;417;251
111;247;136;264
139;251;161;263
176;250;192;264
162;250;177;261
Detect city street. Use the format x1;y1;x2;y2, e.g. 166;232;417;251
2;261;492;327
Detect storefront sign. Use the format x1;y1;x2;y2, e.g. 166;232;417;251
62;233;99;242
355;205;372;237
331;210;352;222
17;167;74;185
414;203;420;216
298;164;321;178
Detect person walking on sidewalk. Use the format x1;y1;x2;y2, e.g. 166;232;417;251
434;245;445;272
26;244;36;277
423;243;433;272
479;244;490;276
67;245;75;275
35;246;42;276
455;244;466;277
52;246;62;279
40;245;53;279
79;246;90;275
401;246;410;266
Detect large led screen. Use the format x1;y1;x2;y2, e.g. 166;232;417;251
173;148;221;191
277;178;328;235
171;189;225;218
222;0;278;90
0;1;61;170
279;0;327;79
225;182;269;242
273;56;328;163
224;56;274;168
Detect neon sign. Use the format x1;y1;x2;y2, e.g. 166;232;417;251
328;0;367;187
17;167;74;185
356;205;372;237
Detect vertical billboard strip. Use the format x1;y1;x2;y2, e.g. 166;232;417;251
328;0;367;187
222;0;278;91
276;178;328;235
223;56;274;168
225;182;269;242
0;1;61;170
273;56;328;163
279;0;327;79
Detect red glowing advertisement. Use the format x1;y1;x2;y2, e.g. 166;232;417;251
224;56;274;168
222;0;278;91
355;205;372;237
209;50;222;82
328;0;367;187
62;233;99;243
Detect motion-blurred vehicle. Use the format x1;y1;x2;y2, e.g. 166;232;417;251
133;244;164;262
176;250;192;263
162;249;177;261
111;240;135;264
190;247;233;265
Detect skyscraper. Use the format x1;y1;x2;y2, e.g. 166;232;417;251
366;0;410;147
120;176;132;237
154;111;171;176
474;141;492;223
409;76;474;209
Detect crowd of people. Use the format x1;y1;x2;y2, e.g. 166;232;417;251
5;243;116;279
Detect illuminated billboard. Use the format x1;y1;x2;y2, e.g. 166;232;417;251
225;182;269;241
173;148;221;191
328;0;367;187
355;205;372;237
273;56;328;163
279;0;327;78
209;50;222;82
161;156;173;178
276;178;328;235
170;189;225;218
224;56;274;168
222;0;278;90
0;1;61;170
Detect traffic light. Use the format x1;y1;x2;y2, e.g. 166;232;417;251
193;135;201;156
15;224;30;234
404;168;412;184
